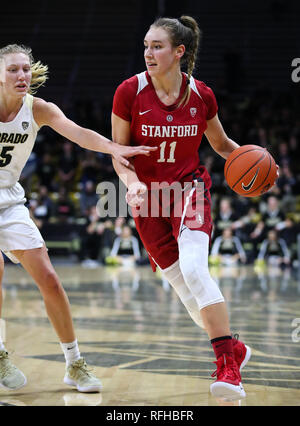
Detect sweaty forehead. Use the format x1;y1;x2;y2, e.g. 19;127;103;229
144;26;171;43
3;52;30;66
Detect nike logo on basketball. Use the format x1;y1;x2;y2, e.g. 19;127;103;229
139;109;152;115
242;168;259;191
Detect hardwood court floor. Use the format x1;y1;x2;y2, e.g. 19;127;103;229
0;261;300;406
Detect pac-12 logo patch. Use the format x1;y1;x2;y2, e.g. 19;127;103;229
22;121;29;130
166;114;173;122
190;107;197;118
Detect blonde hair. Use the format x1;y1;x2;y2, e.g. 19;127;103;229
150;15;201;107
0;44;49;94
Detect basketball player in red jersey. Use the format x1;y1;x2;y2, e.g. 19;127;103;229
111;16;251;401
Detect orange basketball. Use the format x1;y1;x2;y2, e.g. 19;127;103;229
224;145;277;197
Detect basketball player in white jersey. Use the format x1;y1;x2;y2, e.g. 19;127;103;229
0;44;156;392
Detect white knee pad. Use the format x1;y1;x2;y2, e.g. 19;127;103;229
161;260;204;329
178;229;224;310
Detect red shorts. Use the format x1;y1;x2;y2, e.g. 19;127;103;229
132;172;213;271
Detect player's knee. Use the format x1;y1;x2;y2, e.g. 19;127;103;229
179;252;224;309
179;251;208;286
39;269;62;295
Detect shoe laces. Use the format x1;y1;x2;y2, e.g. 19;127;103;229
233;333;239;341
211;354;240;381
0;351;9;360
211;356;225;378
71;358;94;377
0;351;17;377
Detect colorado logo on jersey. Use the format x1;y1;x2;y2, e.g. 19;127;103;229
0;133;29;144
141;124;198;138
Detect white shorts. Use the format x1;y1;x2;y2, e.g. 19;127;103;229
0;202;44;264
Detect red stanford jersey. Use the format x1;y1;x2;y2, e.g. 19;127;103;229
112;71;218;188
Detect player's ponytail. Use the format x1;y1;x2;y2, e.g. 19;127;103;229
0;44;49;94
150;15;201;107
178;16;201;82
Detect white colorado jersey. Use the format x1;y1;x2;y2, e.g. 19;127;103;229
0;94;38;189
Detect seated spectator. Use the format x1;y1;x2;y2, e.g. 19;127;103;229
276;165;297;196
80;206;115;266
19;151;38;194
54;187;76;223
35;152;57;192
251;195;286;241
213;197;239;239
232;205;261;261
95;152;115;182
30;185;54;225
79;151;102;185
277;141;291;168
210;227;247;266
57;141;79;191
114;216;126;237
106;225;141;267
256;229;290;268
79;180;99;216
232;205;261;235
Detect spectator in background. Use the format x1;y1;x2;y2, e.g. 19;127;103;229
276;164;298;197
54;187;76;223
257;229;290;268
80;206;106;267
113;216;126;237
210;227;247;266
106;225;141;267
257;127;269;148
213;197;239;239
277;141;291;168
35;152;57;191
79;150;102;186
79;180;99;217
231;205;261;261
251;195;286;241
58;141;79;191
95;152;116;182
30;185;54;225
19;151;37;194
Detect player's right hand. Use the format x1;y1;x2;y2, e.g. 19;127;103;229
126;182;147;207
111;143;157;167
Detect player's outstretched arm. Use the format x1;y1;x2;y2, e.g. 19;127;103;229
33;99;156;167
111;112;147;207
111;112;142;186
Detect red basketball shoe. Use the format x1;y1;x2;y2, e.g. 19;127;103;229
232;334;252;371
210;354;246;400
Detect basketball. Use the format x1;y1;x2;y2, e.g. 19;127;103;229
224;145;277;197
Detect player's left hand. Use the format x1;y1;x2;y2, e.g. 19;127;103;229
111;143;157;167
126;181;147;207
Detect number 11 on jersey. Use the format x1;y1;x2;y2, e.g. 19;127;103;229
157;141;177;163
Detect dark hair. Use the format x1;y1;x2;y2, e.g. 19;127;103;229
150;15;202;106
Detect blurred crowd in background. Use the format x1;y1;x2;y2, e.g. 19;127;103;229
19;86;300;270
